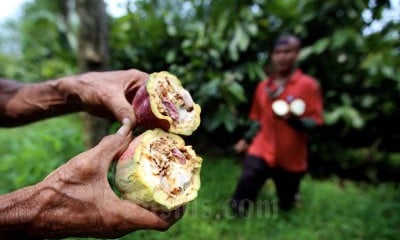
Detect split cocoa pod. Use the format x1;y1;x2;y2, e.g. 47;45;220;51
115;129;202;212
133;71;201;136
115;72;202;212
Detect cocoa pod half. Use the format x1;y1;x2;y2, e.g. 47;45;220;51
133;71;201;136
115;129;202;212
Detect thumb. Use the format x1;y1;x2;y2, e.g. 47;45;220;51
106;93;136;125
93;119;133;170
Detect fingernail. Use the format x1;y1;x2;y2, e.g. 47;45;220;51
122;117;131;125
117;118;132;136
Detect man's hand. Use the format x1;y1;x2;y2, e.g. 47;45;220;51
1;69;148;127
0;120;184;239
61;69;148;124
234;139;249;153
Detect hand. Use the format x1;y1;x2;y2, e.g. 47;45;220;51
62;69;148;124
234;139;249;153
24;120;183;238
0;70;147;127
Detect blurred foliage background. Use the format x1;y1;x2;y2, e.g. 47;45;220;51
0;0;399;239
1;0;399;181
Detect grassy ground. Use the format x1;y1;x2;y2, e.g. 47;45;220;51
1;116;399;240
0;114;85;193
127;157;400;240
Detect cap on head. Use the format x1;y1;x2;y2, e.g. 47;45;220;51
273;34;301;50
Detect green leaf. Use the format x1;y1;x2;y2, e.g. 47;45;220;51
298;46;313;62
218;105;235;132
324;108;343;125
167;24;177;36
166;50;176;63
226;81;246;103
324;105;365;129
331;29;351;49
343;107;364;129
245;23;258;36
203;111;222;132
229;24;250;61
198;79;220;99
313;38;329;54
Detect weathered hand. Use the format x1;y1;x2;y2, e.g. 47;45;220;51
0;69;147;127
62;69;148;123
24;120;183;238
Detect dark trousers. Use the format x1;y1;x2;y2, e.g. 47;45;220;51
231;154;304;214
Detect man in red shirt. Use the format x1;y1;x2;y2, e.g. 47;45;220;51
231;34;324;216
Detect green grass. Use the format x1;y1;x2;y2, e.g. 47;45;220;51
0;114;85;193
123;157;400;240
1;117;399;240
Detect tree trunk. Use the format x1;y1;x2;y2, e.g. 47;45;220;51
76;0;110;148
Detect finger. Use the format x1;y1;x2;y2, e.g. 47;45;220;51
92;131;133;171
117;118;133;136
105;93;136;125
126;69;148;87
117;200;184;231
158;206;186;226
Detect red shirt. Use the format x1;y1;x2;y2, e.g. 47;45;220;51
247;69;323;172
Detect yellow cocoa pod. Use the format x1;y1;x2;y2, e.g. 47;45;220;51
133;71;201;136
115;129;202;212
